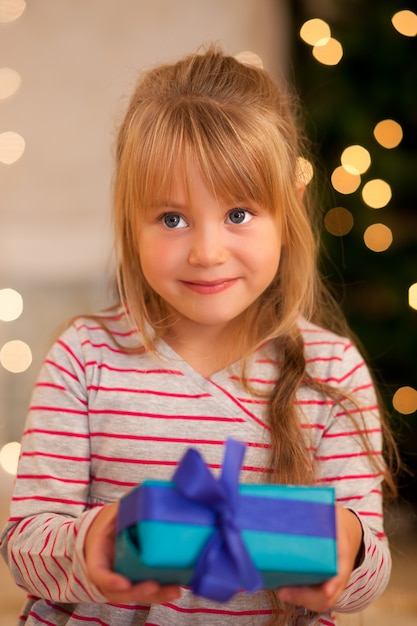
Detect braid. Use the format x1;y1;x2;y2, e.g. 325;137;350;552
267;329;314;486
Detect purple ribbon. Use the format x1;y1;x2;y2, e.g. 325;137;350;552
172;438;263;601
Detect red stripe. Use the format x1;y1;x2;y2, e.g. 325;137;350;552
76;322;138;337
56;339;85;372
315;451;381;461
317;472;381;483
163;601;277;615
21;451;90;462
88;408;244;422
86;384;211;399
13;495;87;506
23;428;89;439
229;375;277;385
313;361;365;384
208;379;269;430
44;360;79;382
84;360;184;376
323;428;381;438
306;355;342;363
17;474;89;485
29;405;88;416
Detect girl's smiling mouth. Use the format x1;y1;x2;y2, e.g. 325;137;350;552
180;278;239;294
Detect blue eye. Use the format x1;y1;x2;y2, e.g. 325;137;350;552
162;213;187;229
227;209;252;224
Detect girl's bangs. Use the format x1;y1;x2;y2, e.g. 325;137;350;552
138;102;280;211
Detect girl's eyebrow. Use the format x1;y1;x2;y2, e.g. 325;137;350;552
150;201;188;210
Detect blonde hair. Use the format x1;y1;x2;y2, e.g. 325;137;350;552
113;47;317;346
111;47;397;625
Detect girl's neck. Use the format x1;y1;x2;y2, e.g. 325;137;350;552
162;321;251;378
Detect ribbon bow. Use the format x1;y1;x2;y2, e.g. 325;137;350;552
173;438;263;602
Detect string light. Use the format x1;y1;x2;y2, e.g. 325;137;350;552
0;131;25;164
0;288;23;321
341;145;371;175
373;119;403;149
363;223;393;252
296;156;314;185
324;207;354;236
0;67;21;99
409;283;417;311
234;51;264;69
392;10;417;37
312;38;343;65
0;0;26;22
0;441;21;475
361;179;392;209
0;339;32;373
299;18;331;46
331;166;361;194
393;386;417;415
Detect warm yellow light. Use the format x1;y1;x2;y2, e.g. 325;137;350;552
392;10;417;37
0;0;26;22
0;288;23;321
0;131;25;164
331;166;361;194
363;223;393;252
409;283;417;310
0;67;21;99
0;340;32;373
362;179;392;208
373;119;403;149
393;386;417;415
0;441;21;475
234;51;263;69
341;145;371;175
300;18;331;46
324;207;354;236
312;38;343;65
296;156;314;185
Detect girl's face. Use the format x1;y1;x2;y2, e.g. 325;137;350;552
138;163;282;340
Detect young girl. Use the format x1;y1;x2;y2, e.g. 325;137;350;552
0;47;396;626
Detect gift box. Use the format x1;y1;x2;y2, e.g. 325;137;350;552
114;439;337;602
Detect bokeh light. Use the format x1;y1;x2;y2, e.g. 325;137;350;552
0;0;26;22
409;283;417;311
0;288;23;321
393;386;417;415
312;38;343;65
361;179;392;209
300;18;331;45
234;50;263;69
0;131;25;164
296;156;314;185
363;223;393;252
373;119;403;149
341;145;371;175
324;207;354;236
331;166;361;194
0;339;32;373
392;10;417;37
0;67;21;99
0;441;21;475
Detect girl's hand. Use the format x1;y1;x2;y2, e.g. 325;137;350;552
277;504;363;613
84;501;182;604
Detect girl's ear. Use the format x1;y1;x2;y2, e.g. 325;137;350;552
295;180;306;200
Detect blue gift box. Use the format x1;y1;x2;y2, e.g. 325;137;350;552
114;439;337;602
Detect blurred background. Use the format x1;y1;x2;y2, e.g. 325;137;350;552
0;0;416;624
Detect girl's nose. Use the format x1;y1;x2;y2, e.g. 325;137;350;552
188;226;229;267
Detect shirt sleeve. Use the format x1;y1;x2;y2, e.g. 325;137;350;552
0;324;107;603
313;341;391;612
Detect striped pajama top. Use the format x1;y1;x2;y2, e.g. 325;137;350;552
0;311;391;625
